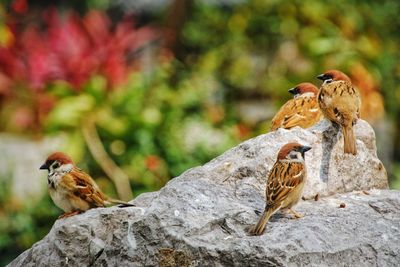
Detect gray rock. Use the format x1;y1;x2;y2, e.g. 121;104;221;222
9;120;396;266
207;118;388;200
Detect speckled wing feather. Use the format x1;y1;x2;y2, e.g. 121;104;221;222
318;80;361;126
266;161;305;208
60;168;107;208
271;97;322;130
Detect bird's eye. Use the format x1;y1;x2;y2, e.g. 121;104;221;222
322;79;333;86
53;162;60;168
290;154;298;159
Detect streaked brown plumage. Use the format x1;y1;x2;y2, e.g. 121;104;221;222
271;83;322;131
40;152;134;218
317;70;361;155
249;143;311;236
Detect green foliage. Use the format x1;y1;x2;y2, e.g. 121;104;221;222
390;163;400;189
181;0;400;186
182;0;400;111
1;1;400;264
42;61;243;194
0;177;59;266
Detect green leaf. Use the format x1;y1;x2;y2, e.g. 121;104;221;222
45;94;96;129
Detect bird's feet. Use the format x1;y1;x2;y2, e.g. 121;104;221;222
58;210;82;219
287;208;304;219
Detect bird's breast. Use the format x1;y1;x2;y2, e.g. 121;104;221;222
48;187;74;212
47;173;74;212
47;173;61;189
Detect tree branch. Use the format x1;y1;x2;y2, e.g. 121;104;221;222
81;115;133;201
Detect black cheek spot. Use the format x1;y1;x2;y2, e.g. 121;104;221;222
48;179;56;189
334;108;339;115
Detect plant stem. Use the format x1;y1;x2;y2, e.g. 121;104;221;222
81;115;133;201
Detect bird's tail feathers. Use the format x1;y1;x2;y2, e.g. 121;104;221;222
249;206;278;236
106;198;135;207
342;125;357;155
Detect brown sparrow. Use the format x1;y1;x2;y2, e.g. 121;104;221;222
40;152;134;219
317;70;361;155
271;83;322;131
249;143;311;236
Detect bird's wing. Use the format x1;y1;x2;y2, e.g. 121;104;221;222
266;161;305;207
318;84;337;122
271;98;321;130
271;101;291;130
271;100;299;130
60;168;107;208
319;81;360;124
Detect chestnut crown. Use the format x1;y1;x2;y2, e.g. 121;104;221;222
40;152;73;170
317;70;351;83
288;82;319;97
277;142;311;160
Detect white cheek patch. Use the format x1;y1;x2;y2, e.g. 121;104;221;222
301;92;315;98
59;163;73;173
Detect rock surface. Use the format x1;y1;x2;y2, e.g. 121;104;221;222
9;120;396;266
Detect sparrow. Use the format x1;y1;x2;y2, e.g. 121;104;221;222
270;83;322;131
40;152;134;219
317;70;361;155
249;143;311;236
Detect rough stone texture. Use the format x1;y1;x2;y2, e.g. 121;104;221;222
207;118;388;200
9;120;396;266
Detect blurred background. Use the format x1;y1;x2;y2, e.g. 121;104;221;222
0;0;399;264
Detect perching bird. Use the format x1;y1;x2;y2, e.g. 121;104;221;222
271;83;322;131
249;143;311;236
40;152;134;218
317;70;361;155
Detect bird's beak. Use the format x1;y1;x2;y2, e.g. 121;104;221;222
301;146;312;153
288;87;297;95
39;163;48;170
316;74;325;80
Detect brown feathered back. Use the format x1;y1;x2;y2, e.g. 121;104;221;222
317;70;361;155
270;83;321;131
